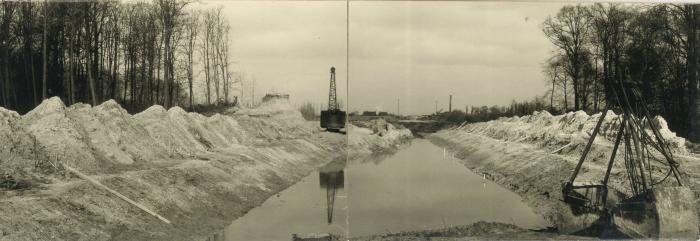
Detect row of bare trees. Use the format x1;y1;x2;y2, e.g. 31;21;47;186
542;3;700;141
0;0;237;114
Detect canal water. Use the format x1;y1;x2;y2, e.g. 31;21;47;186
211;139;547;241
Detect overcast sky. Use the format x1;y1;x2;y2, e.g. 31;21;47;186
204;1;567;114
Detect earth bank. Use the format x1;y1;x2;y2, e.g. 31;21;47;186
0;97;408;241
429;110;700;235
351;221;592;241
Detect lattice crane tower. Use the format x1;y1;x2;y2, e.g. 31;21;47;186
328;67;338;111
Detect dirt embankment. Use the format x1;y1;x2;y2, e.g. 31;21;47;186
349;118;413;156
0;97;354;241
430;110;700;228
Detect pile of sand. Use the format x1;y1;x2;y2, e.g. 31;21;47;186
0;107;22;153
0;96;355;241
348;120;413;154
0;107;38;179
233;97;314;140
433;111;700;235
1;96;317;177
456;110;688;154
20;97;102;172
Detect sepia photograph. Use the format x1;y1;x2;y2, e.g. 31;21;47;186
1;0;700;240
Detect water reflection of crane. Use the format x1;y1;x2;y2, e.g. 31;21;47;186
318;159;345;224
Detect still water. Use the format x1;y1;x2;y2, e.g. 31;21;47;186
212;139;547;241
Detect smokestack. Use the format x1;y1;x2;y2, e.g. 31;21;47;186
449;95;452;112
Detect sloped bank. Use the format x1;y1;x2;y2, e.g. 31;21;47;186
348;118;413;156
430;111;700;232
0;97;356;241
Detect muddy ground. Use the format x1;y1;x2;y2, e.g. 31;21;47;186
351;221;593;241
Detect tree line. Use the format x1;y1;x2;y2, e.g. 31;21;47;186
541;3;700;142
0;0;238;114
431;96;548;124
432;3;700;141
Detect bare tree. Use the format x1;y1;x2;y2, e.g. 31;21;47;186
200;9;214;105
155;0;187;108
183;9;199;109
545;55;561;112
41;0;47;101
543;5;592;111
589;3;631;108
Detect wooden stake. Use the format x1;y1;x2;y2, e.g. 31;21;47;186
551;143;573;154
62;165;171;224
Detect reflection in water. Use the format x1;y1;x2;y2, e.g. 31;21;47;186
319;170;344;224
212;139;546;241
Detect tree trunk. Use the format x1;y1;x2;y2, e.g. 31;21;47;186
68;32;74;105
572;58;580;111
688;6;700;141
139;47;146;105
111;28;118;100
188;38;194;109
87;54;98;106
123;46;129;103
42;0;48;100
550;74;556;112
564;79;568;112
0;2;13;107
163;32;171;108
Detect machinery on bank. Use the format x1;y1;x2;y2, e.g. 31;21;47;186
320;67;346;132
559;78;698;239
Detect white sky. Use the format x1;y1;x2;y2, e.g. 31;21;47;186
199;1;568;114
198;1;347;108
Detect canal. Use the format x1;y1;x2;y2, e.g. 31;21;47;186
209;139;547;240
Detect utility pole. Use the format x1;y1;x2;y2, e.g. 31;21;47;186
397;97;400;116
435;100;437;114
252;76;256;106
449;94;452;112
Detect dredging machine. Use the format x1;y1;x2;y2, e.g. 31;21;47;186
320;67;346;132
559;78;699;239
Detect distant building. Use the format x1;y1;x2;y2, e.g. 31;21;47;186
362;111;377;116
362;111;389;116
262;93;289;102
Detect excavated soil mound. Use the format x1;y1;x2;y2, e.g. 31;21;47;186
459;110;687;154
432;110;700;230
348;120;413;155
0;97;354;241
